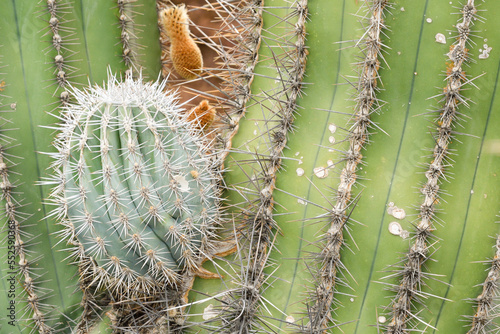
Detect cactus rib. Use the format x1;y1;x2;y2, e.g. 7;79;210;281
301;0;390;332
43;0;80;107
381;1;479;332
466;234;500;333
208;1;308;332
116;0;142;71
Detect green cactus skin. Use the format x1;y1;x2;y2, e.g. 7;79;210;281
301;1;390;331
3;0;500;333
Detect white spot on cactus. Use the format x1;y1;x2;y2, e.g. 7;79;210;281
328;123;336;133
388;222;402;236
435;33;446;44
313;167;328;179
296;168;304;176
173;175;190;192
378;316;387;323
329;136;335;144
286;315;295;323
392;207;406;220
298;199;307;205
387;202;395;215
426;18;432;23
400;230;410;239
479;44;492;59
203;304;217;320
327;160;334;167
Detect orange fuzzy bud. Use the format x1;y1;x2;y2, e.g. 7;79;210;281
186;100;216;129
159;5;203;80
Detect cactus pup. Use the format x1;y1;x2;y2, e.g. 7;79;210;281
45;71;234;331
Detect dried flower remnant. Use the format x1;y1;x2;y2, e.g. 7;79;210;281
159;4;203;79
185;99;216;130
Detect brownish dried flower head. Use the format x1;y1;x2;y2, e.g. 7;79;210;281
159;5;203;80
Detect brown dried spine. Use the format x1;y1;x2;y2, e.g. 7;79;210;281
159;5;203;80
384;1;478;332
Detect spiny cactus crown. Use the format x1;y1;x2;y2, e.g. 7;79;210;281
47;72;222;293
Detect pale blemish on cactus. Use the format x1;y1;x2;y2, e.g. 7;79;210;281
45;71;235;331
382;1;479;332
159;4;203;80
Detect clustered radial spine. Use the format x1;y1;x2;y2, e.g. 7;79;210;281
384;1;478;332
303;0;389;332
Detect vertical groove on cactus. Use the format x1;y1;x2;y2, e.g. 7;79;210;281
301;1;390;331
205;1;308;332
465;234;500;333
116;0;142;72
43;0;80;107
381;1;479;332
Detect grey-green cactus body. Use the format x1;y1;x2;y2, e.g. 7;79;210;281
49;73;221;293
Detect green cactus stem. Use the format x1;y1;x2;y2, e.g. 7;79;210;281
44;71;235;331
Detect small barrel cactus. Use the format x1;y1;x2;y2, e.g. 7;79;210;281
46;71;229;300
